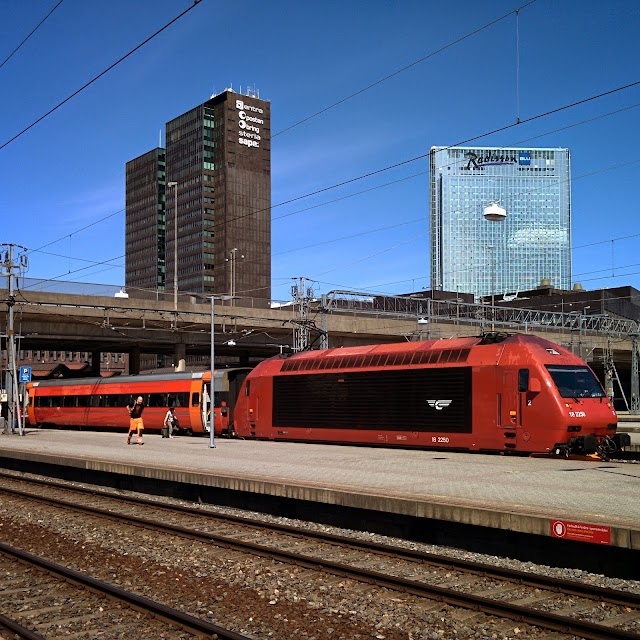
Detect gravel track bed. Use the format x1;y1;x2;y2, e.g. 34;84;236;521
0;552;199;640
1;470;639;639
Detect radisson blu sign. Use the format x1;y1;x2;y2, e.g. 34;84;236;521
462;150;534;170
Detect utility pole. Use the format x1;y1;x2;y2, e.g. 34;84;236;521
1;244;28;435
631;334;639;415
291;277;314;352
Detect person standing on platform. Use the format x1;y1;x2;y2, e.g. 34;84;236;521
163;406;176;438
127;395;145;445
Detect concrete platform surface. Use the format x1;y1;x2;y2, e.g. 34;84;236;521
0;430;638;549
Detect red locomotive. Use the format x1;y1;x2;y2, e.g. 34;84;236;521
27;368;250;436
232;333;630;457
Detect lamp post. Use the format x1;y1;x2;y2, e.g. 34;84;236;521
487;245;496;332
167;181;178;313
209;294;215;448
483;202;506;332
209;294;234;449
227;248;244;306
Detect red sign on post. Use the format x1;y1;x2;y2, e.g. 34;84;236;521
550;520;611;545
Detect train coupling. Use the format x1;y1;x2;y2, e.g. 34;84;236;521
553;433;631;458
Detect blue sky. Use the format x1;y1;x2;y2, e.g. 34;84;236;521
1;0;638;303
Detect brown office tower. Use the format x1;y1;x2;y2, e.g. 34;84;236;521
125;148;166;293
165;89;271;306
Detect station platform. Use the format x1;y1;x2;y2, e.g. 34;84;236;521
0;429;638;554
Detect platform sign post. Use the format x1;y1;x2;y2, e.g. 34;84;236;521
17;368;31;436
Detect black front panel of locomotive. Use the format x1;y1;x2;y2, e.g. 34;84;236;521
272;367;471;433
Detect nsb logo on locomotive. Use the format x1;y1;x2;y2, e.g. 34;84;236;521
427;400;452;411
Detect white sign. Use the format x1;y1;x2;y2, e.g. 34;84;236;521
236;99;264;149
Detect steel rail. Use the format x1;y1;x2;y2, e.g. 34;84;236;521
2;471;637;609
0;540;252;640
4;482;638;640
0;612;46;640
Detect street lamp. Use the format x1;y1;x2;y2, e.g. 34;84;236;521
226;248;244;306
167;182;178;313
209;294;234;449
486;245;496;331
483;202;506;331
483;201;507;221
209;294;215;448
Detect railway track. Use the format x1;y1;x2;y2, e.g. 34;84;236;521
0;472;638;639
0;540;251;640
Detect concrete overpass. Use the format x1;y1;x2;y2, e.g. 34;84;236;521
2;289;435;372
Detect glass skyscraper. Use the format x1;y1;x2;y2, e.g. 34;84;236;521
429;146;571;299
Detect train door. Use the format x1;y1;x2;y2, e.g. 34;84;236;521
244;379;257;433
499;369;520;450
499;368;536;450
201;382;211;432
201;377;233;436
226;369;250;431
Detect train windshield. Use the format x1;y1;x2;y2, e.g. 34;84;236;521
545;365;605;399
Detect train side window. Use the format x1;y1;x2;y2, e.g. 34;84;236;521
91;395;101;407
192;392;200;407
149;393;164;408
518;369;529;392
174;392;188;407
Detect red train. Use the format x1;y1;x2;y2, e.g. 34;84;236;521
27;334;631;457
232;333;630;457
27;368;250;436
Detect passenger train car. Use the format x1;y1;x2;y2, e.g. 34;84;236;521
233;333;630;457
27;368;250;436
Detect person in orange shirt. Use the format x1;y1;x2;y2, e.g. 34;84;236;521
127;395;145;445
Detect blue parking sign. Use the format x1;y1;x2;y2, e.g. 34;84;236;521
19;367;32;383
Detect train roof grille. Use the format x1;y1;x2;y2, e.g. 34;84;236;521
280;348;470;372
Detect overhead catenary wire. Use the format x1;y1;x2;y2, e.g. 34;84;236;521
202;77;640;239
21;144;640;299
0;0;65;72
270;1;538;141
13;66;640;294
27;97;640;283
9;3;633;282
13;0;538;262
0;1;205;152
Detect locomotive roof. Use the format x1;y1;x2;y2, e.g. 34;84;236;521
258;333;581;375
